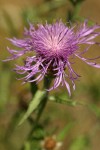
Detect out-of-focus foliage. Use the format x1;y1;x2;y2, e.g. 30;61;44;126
69;136;90;150
69;0;85;6
0;0;100;150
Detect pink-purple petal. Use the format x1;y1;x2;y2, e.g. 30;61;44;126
5;20;100;95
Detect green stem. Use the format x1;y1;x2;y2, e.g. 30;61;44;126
28;76;52;138
21;76;52;150
68;1;83;22
30;77;38;95
72;3;81;21
28;92;48;140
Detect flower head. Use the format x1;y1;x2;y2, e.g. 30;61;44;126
5;20;100;95
41;135;62;150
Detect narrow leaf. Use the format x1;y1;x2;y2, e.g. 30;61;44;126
18;90;46;125
57;122;74;141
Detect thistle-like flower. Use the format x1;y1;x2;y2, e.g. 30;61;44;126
5;20;100;95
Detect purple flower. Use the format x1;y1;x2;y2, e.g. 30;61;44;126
5;20;100;96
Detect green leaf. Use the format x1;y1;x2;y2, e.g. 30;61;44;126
49;95;87;107
31;126;46;140
69;136;90;150
57;122;74;141
18;90;46;125
24;142;30;150
89;104;100;118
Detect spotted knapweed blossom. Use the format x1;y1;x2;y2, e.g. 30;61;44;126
5;20;100;96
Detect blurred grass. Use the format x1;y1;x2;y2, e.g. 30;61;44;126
0;68;11;111
0;0;100;150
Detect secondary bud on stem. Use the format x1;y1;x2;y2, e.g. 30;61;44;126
41;135;62;150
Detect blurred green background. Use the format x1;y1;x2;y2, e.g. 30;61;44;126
0;0;100;150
